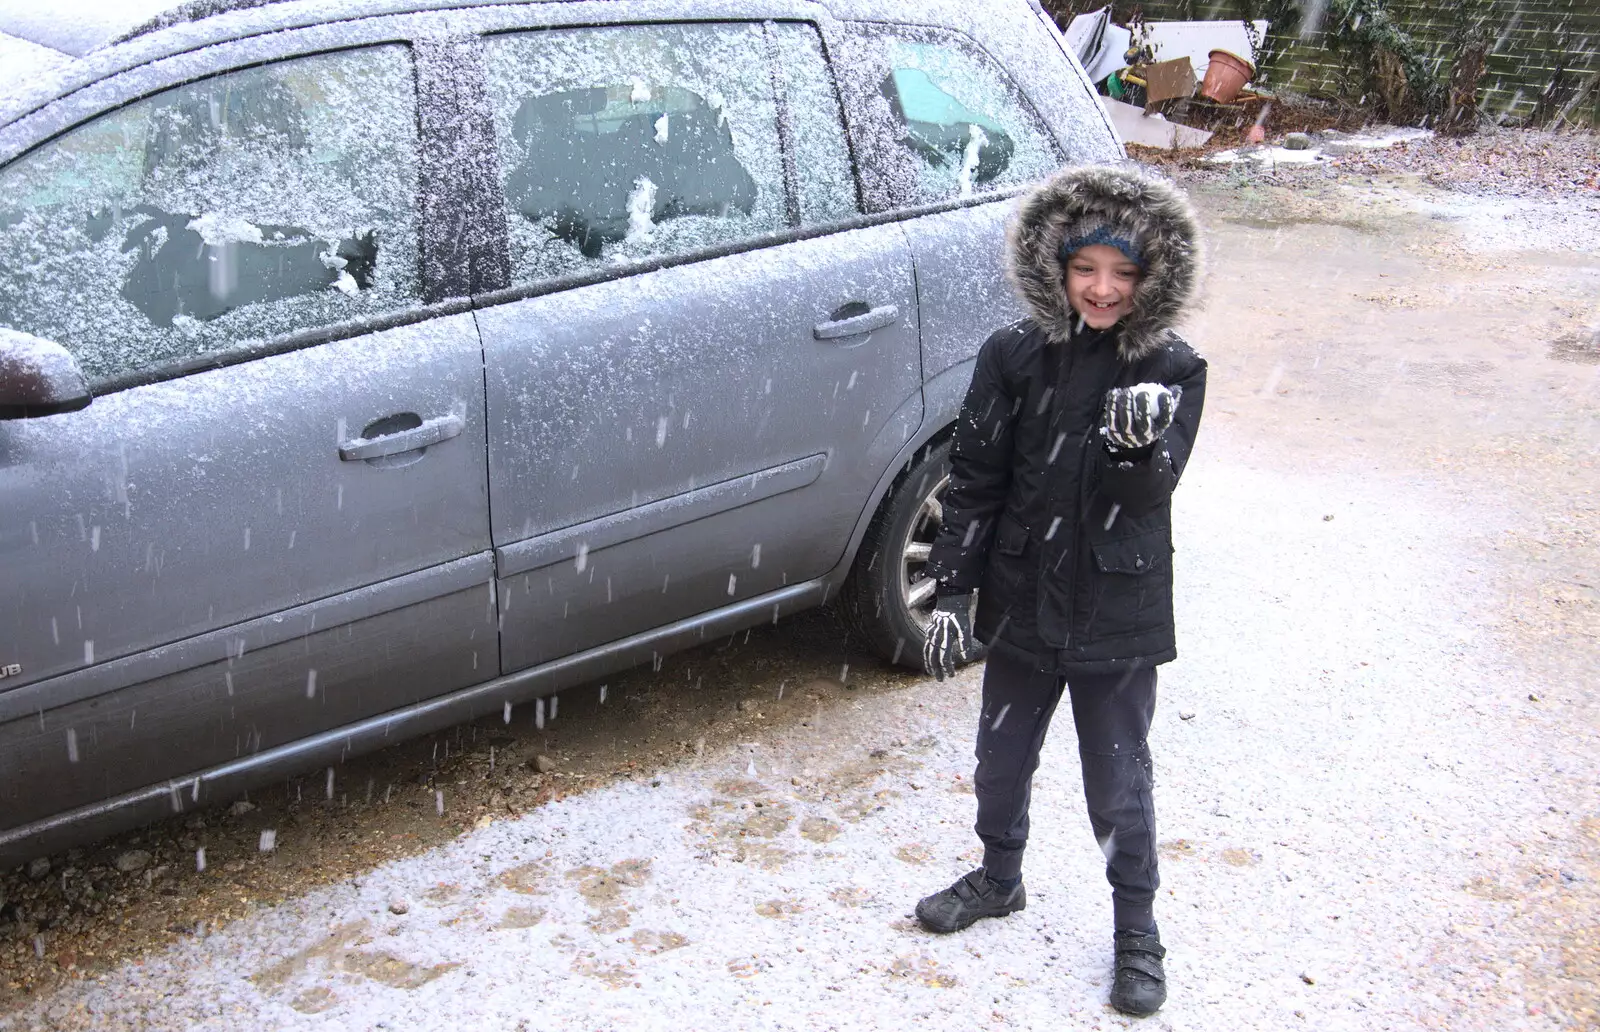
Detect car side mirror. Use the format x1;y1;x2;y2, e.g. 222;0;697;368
0;328;92;419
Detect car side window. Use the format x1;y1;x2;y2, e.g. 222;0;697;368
483;23;788;285
834;25;1062;212
0;46;421;385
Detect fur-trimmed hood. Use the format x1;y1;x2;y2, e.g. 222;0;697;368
1006;164;1203;363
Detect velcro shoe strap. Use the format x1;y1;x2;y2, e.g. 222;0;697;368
1117;950;1166;982
955;872;989;901
1115;934;1167;981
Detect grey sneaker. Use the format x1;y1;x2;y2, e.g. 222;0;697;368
914;868;1025;933
1109;929;1167;1016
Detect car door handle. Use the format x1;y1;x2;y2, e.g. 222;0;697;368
338;414;464;461
813;303;900;340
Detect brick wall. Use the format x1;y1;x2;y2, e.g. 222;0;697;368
1046;0;1600;125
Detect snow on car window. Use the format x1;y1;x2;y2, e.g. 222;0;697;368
834;25;1061;212
484;23;785;285
0;45;421;384
769;23;858;225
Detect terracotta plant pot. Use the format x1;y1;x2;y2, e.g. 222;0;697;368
1200;49;1255;104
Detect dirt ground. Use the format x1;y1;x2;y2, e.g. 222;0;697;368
1181;162;1600;1026
1;135;1597;1025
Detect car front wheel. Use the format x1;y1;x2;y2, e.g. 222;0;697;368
839;438;984;670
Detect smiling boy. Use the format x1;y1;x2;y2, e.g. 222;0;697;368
914;164;1206;1016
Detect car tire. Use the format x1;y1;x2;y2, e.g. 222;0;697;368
839;437;986;670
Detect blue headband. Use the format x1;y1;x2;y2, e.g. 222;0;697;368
1058;224;1146;268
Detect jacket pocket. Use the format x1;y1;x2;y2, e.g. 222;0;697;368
995;512;1030;556
1085;529;1172;645
979;513;1037;646
1091;530;1169;575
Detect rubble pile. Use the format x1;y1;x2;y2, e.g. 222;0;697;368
1340;128;1600;198
1062;6;1597;176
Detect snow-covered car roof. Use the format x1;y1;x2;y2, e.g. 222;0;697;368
0;0;177;57
2;0;1050;55
0;0;514;128
0;30;73;82
0;29;78;126
0;0;1055;134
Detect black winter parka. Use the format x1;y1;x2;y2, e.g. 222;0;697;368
924;166;1207;675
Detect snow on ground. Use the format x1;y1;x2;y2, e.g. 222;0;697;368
1396;189;1600;256
1206;126;1433;168
4;441;1577;1032
1208;144;1329;166
1185;126;1600;254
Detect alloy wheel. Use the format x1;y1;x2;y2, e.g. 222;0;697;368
898;472;949;631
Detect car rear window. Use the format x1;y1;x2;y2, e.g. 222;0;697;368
833;24;1062;212
0;45;422;385
483;23;797;286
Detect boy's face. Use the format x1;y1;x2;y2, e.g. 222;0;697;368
1064;243;1142;329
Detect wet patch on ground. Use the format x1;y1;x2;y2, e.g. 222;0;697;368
495;905;545;930
249;919;459;1006
1551;324;1600;364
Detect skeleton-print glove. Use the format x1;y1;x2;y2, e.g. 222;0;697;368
923;589;974;682
1102;383;1182;451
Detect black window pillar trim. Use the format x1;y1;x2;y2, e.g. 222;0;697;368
414;35;511;304
812;15;870;218
763;21;803;229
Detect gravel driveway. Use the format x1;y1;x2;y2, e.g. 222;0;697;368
3;446;1584;1032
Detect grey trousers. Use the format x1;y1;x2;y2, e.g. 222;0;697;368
973;646;1160;931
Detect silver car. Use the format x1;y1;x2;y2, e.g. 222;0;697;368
0;0;1120;864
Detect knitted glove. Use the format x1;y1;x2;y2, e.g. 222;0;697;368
1102;383;1182;451
923;589;974;681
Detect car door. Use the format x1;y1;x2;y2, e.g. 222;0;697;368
0;43;494;834
473;18;923;671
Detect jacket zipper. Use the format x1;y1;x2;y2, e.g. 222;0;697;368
1053;337;1129;657
1042;338;1077;649
1064;430;1097;652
